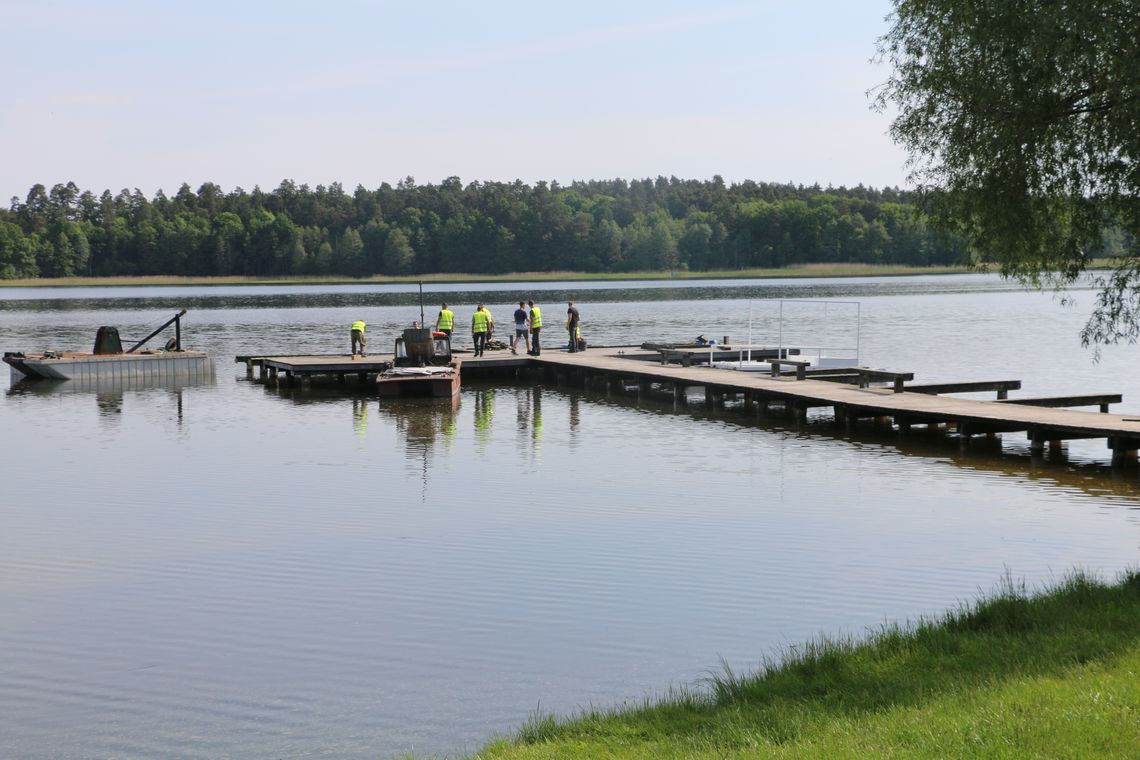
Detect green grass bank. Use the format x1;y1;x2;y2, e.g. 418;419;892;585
472;571;1140;759
0;263;970;289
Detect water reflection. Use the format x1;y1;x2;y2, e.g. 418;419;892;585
96;391;124;422
569;393;581;441
473;387;494;447
516;386;544;457
580;382;1140;502
374;393;461;459
6;375;211;429
352;397;369;442
374;394;461;500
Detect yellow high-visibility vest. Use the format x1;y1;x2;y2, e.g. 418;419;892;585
472;310;489;333
351;320;366;333
529;306;542;328
438;309;454;330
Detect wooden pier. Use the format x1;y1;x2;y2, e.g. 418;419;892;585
236;346;1140;467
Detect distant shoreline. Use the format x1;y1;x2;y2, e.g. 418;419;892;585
0;264;973;289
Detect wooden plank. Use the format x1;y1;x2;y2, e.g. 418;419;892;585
906;380;1022;397
855;368;914;393
998;394;1122;413
766;357;810;380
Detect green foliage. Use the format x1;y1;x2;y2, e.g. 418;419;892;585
0;221;39;278
1;178;968;282
876;0;1140;344
473;570;1140;759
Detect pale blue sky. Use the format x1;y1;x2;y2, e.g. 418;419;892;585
2;0;905;202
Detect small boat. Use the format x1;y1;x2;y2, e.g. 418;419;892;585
4;310;214;383
377;327;461;399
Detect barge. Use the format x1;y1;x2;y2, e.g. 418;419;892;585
4;310;215;383
376;327;460;399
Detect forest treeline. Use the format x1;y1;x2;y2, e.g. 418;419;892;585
0;176;968;280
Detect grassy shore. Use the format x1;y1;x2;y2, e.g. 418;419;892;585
473;571;1140;759
0;263;971;289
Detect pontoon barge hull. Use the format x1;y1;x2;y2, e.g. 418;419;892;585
5;351;215;383
376;360;461;399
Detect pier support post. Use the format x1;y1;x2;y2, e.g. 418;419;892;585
787;401;808;424
674;384;686;403
638;379;652;400
1108;437;1139;469
1028;431;1060;454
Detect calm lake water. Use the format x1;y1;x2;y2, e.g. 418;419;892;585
2;275;1139;759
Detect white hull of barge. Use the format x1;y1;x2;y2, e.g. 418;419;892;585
6;351;215;383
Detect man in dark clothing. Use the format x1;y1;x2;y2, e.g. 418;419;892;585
566;302;580;353
510;301;530;355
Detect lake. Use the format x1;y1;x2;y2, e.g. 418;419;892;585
2;275;1138;759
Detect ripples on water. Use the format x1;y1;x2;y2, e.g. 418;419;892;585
1;275;1139;759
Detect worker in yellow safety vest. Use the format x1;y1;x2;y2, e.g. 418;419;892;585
435;303;455;337
471;304;493;357
350;320;366;356
527;300;542;356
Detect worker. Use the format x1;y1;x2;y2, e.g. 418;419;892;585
566;301;580;353
435;302;455;337
527;300;542;355
573;325;585;351
471;303;493;357
510;301;530;355
350;319;366;356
